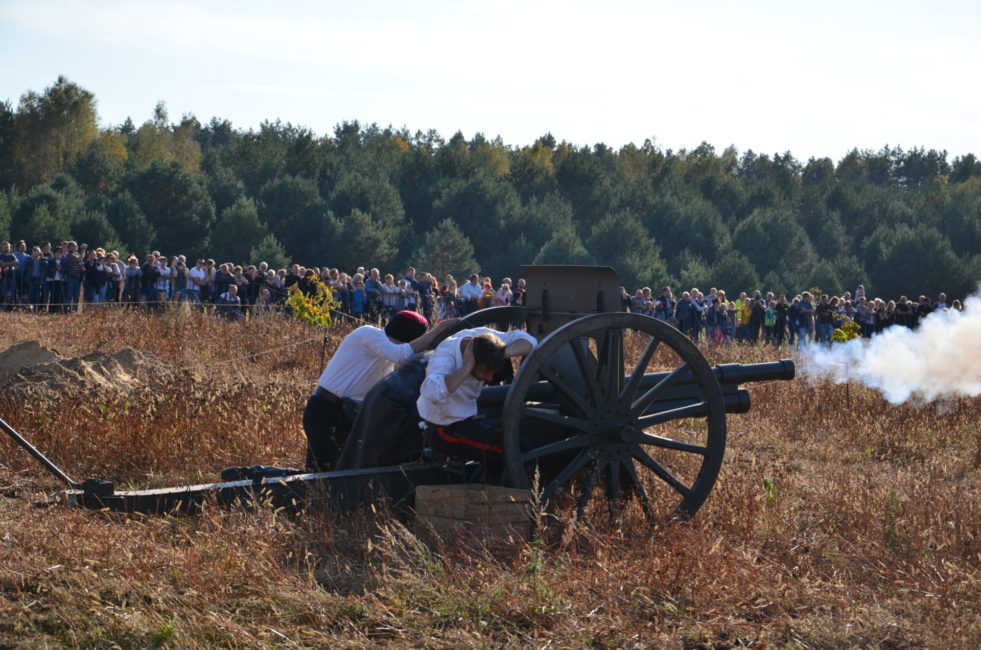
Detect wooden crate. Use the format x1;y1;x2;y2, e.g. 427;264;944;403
415;484;534;543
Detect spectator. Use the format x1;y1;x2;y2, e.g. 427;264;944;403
215;283;244;321
492;280;512;307
458;273;483;315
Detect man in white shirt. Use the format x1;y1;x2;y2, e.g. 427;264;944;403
304;310;457;471
417;327;535;467
457;273;483;315
187;259;206;307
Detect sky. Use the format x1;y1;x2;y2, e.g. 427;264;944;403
1;0;980;162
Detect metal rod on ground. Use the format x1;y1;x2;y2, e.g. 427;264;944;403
0;416;80;489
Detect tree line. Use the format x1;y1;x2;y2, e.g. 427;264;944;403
1;76;979;300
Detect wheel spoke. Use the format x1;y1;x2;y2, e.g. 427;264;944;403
630;362;691;416
630;446;692;498
620;335;659;405
540;449;593;503
637;400;708;427
519;407;592;434
605;457;622;507
575;457;606;520
569;337;604;409
636;432;707;455
622;458;655;520
538;366;596;418
519;431;591;462
601;328;623;398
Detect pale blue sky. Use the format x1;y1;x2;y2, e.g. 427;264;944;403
2;0;979;161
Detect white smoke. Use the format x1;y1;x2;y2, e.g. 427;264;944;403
799;291;981;405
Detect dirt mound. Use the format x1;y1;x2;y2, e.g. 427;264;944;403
0;341;61;374
0;341;182;401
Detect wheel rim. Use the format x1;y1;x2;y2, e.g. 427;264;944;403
501;312;726;519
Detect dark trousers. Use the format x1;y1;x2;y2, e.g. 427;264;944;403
303;392;351;472
424;418;503;476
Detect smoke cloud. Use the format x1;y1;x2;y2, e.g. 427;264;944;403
799;291;981;405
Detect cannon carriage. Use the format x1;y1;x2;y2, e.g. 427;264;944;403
2;266;794;520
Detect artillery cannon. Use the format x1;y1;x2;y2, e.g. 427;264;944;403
2;266;794;520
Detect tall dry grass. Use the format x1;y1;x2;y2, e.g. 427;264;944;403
0;311;978;648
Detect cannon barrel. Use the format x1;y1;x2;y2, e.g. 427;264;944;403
478;359;794;409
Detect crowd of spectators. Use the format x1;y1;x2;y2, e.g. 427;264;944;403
0;239;961;347
620;284;962;347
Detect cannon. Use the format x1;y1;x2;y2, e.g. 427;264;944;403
2;266;794;520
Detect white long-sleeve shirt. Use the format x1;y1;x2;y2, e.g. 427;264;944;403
317;326;414;400
458;281;483;302
417;327;536;426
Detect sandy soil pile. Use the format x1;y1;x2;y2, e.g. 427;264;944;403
0;341;181;400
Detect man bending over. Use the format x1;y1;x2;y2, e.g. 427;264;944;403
417;328;535;469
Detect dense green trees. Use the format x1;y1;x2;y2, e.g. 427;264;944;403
1;77;978;300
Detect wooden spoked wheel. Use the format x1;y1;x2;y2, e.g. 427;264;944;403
500;313;727;519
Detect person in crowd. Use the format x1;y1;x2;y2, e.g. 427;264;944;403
894;296;913;327
417;327;536;473
215;282;243;321
417;271;436;322
379;273;403;322
154;256;171;304
737;298;752;344
123;256;142;304
814;294;835;346
169;258;187;302
304;311;458;472
0;242;19;308
690;290;707;341
13;241;29;302
364;268;383;319
402;267;419;313
351;280;367;319
187;258;206;307
458;273;483;315
512;278;527;307
705;297;725;344
797;292;814;347
475;278;492;310
750;298;765;343
772;295;789;348
139;253;159;306
630;289;649;315
492;280;512;307
675;291;694;337
62;241;84;311
44;245;64;312
653;286;675;322
214;263;233;304
722;302;737;345
82;249;104;306
917;295;933;321
762;299;777;344
26;246;45;308
439;279;460;321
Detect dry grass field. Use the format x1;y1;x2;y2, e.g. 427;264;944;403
0;309;978;649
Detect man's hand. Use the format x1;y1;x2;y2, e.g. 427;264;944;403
459;336;475;372
443;336;475;393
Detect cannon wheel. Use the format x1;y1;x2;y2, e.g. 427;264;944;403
501;312;726;519
428;306;529;349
